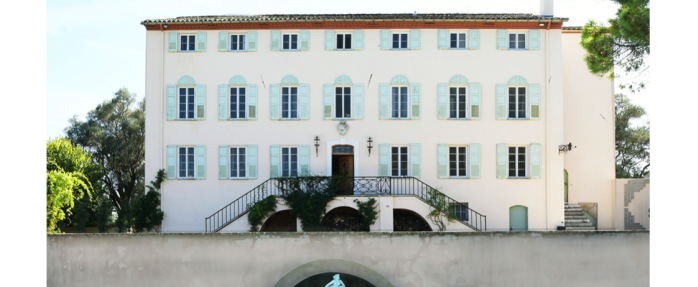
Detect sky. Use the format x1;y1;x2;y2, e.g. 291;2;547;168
47;0;649;138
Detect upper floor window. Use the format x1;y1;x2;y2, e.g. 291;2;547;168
281;87;298;119
449;146;467;177
180;34;196;52
178;87;195;119
335;86;352;119
509;32;527;50
230;87;246;119
229;147;247;179
450;32;467;49
230;34;246;51
391;86;409;119
281;147;299;177
178;147;195;178
508;87;526;119
336;33;352;50
450;87;468;119
392;32;409;49
282;33;299;51
391;146;409;177
508;146;526;178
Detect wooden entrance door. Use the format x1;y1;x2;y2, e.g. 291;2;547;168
332;145;354;195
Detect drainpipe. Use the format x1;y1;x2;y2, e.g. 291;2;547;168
545;21;551;230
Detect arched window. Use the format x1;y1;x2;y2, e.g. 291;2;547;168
323;75;363;120
219;75;257;120
509;205;528;231
378;75;420;120
270;75;309;120
437;75;481;120
165;75;205;121
495;76;540;120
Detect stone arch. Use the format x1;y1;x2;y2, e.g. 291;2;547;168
228;75;247;85
273;259;395;287
281;74;300;84
393;208;433;231
322;206;366;231
507;75;528;85
177;75;196;85
334;75;353;85
260;210;297;232
449;74;469;85
390;75;410;84
509;205;529;231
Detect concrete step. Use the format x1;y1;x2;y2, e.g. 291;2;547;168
564;215;587;220
565;211;585;216
564;226;596;231
566;222;593;227
565;204;581;208
565;219;590;224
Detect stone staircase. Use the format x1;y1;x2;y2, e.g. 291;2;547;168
564;203;595;230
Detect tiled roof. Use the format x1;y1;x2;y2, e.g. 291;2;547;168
141;13;569;25
562;26;582;30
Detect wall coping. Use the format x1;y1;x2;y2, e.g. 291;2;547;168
48;230;648;237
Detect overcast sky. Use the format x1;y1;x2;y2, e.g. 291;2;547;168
47;0;648;138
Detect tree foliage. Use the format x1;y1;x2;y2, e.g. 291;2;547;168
247;194;278;232
615;94;650;178
132;170;165;232
278;175;342;231
354;198;379;231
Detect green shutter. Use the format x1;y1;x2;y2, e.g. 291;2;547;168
196;84;206;119
497;30;508;50
247;31;257;51
379;144;389;176
354;83;364;119
270;31;280;51
247;144;258;179
438;29;448;49
496;144;508;179
529;30;540;50
166;85;176;120
530;84;541;119
469;30;480;49
437;144;448;178
470;83;481;119
354;30;364;50
218;84;227;120
166;145;176;179
410;30;421;50
196;31;206;52
323;84;333;119
269;84;279;120
325;30;335;50
219;31;228;51
300;30;310;51
437;83;448;119
379;84;389;119
299;144;310;176
411;83;421;119
300;84;310;119
247;84;257;120
196;145;206;179
470;144;481;179
530;143;541;179
380;30;390;50
495;84;507;119
270;145;279;178
219;145;228;179
410;143;421;178
168;32;177;52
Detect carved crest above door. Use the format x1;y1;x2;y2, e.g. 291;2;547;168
337;120;349;136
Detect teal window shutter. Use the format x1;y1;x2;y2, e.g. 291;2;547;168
354;83;364;119
410;143;421;178
497;30;508;50
218;145;228;179
354;30;364;50
247;31;257;51
437;144;448;178
300;30;310;51
379;144;389;176
379;83;389;119
529;30;540;50
168;32;177;52
299;144;310;176
270;145;279;178
410;30;421;50
470;144;481;178
196;144;206;179
166;85;176;120
219;31;228;51
470;83;481;119
196;31;206;52
218;84;227;120
469;30;480;49
323;84;333;119
530;84;541;119
166;145;176;179
196;84;206;119
438;29;448;49
530;143;541;178
411;83;421;119
247;144;258;179
300;84;310;119
437;83;448;119
495;84;507;119
269;84;280;120
325;30;335;50
380;30;390;50
270;31;280;51
496;144;508;178
247;84;257;120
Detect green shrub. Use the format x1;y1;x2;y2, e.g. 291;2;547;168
133;170;165;232
247;193;277;232
354;198;379;231
279;175;342;231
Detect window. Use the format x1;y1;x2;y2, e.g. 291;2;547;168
229;147;247;179
179;34;196;51
508;32;526;49
178;147;195;178
391;86;409;119
508;87;526;119
450;32;467;49
336;33;352;50
391;146;409;177
335;86;352;119
282;33;299;51
281;147;299;177
229;87;246;119
230;34;246;51
391;32;409;49
178;87;195;119
508;146;526;178
281;87;298;119
449;87;467;119
451;202;469;221
449;146;467;177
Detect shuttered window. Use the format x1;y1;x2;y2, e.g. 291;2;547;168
178;87;195;119
508;32;527;50
229;147;247;179
281;87;298;119
229;87;246;119
509;146;526;178
336;33;352;50
450;32;467;49
282;33;299;50
391;86;409;119
392;33;409;49
335;86;352;119
180;34;196;51
391;146;409;177
230;34;246;51
281;147;299;177
509;87;527;119
449;147;467;177
178;147;195;178
450;87;467;119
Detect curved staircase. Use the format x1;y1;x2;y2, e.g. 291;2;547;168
564;203;595;230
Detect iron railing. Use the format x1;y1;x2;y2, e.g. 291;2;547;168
204;176;486;233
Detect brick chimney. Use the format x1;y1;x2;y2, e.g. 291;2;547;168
540;0;554;18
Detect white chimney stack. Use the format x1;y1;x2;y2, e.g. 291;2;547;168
540;0;554;18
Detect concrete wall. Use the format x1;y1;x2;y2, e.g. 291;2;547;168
615;178;650;230
47;232;649;287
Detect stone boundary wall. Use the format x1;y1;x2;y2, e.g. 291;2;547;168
47;231;649;287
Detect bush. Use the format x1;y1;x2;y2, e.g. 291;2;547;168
279;175;342;231
133;169;165;232
354;198;379;231
247;194;277;232
95;198;114;233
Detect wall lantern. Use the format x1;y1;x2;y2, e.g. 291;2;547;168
367;137;374;157
314;136;320;157
558;142;576;154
